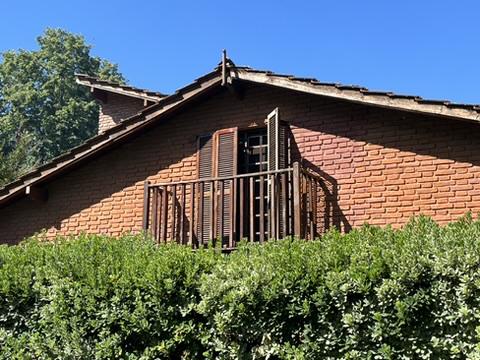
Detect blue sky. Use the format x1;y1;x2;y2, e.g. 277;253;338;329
2;0;479;103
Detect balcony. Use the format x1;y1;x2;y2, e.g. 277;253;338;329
142;162;326;248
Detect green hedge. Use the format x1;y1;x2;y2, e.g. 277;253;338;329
2;215;480;359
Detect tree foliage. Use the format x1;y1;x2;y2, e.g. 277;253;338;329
0;28;124;186
2;216;480;358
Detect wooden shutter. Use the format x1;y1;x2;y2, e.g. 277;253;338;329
267;108;288;171
215;128;238;178
214;128;238;244
197;134;213;243
197;129;238;245
266;108;289;238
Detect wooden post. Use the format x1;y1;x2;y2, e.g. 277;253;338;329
180;184;186;244
189;183;195;247
281;173;287;238
239;178;244;240
219;180;225;245
311;178;317;239
161;186;168;242
259;175;265;243
230;179;236;248
210;181;215;243
307;177;315;240
199;182;204;245
292;162;302;239
152;187;158;242
270;175;276;240
171;185;177;242
142;181;150;232
274;175;280;239
249;177;255;242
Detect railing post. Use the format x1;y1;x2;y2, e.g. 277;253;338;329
142;180;150;233
292;162;302;239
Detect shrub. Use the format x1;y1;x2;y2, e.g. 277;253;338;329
2;216;480;358
0;234;222;359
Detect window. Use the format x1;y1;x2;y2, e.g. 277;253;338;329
196;108;289;243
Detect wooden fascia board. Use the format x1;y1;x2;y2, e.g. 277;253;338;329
142;77;222;121
76;78;163;102
233;70;480;123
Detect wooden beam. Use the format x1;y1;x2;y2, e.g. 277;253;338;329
25;185;48;203
221;49;227;86
77;77;163;102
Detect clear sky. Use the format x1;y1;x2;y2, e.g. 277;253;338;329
1;0;479;104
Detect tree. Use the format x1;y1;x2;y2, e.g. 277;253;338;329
0;135;36;185
0;28;125;186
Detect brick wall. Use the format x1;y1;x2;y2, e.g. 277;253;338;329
2;83;480;243
98;93;146;133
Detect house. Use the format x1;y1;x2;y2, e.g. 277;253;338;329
1;55;480;246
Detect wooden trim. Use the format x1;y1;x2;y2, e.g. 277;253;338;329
77;78;163;102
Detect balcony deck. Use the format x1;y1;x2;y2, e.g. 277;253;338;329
142;162;326;248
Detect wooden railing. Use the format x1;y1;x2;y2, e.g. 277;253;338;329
142;162;325;248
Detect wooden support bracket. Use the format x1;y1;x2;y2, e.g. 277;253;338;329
26;185;48;203
91;88;108;103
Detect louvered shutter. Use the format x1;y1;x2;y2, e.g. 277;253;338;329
214;128;238;244
197;134;213;243
267;108;288;171
266;108;289;238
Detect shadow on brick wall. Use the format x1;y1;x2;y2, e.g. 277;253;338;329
289;129;352;234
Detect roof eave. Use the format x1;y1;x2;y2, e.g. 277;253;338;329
0;73;223;207
232;69;480;123
75;77;165;103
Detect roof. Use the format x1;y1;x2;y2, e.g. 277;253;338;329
76;74;167;102
231;66;480;122
2;60;480;207
0;69;222;206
